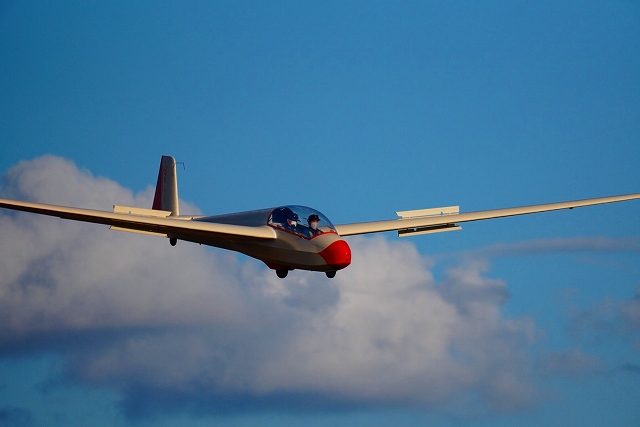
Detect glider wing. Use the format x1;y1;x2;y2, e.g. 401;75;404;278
0;198;276;240
334;193;640;237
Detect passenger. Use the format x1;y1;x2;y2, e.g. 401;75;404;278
270;207;299;233
286;211;300;232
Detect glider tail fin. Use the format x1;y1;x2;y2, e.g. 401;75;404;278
152;155;179;216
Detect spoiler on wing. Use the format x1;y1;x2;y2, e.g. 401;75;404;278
395;205;462;237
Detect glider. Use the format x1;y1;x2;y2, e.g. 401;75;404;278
1;156;639;278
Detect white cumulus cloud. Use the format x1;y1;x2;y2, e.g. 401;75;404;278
1;156;547;418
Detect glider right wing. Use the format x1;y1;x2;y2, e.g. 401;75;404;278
0;198;277;241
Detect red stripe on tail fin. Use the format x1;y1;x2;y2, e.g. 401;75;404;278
152;159;164;210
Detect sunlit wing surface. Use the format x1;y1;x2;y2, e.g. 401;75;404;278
334;193;640;236
0;198;277;240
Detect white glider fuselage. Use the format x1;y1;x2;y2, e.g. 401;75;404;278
185;207;352;275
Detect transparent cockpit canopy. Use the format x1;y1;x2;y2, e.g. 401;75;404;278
268;205;337;239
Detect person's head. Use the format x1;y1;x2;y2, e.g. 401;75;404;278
308;214;320;230
287;212;299;227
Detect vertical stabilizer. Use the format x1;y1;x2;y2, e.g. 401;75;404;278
152;155;179;216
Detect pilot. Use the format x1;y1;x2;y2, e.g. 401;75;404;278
307;214;323;236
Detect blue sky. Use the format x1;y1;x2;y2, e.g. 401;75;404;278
1;1;639;426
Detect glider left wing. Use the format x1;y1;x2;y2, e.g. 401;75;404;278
334;193;640;237
0;198;277;241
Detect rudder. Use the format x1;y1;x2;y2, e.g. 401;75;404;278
152;155;179;216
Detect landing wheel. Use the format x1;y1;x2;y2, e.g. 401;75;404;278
170;238;177;246
276;269;288;279
325;271;336;278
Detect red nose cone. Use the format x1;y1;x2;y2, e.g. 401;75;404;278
319;239;351;270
